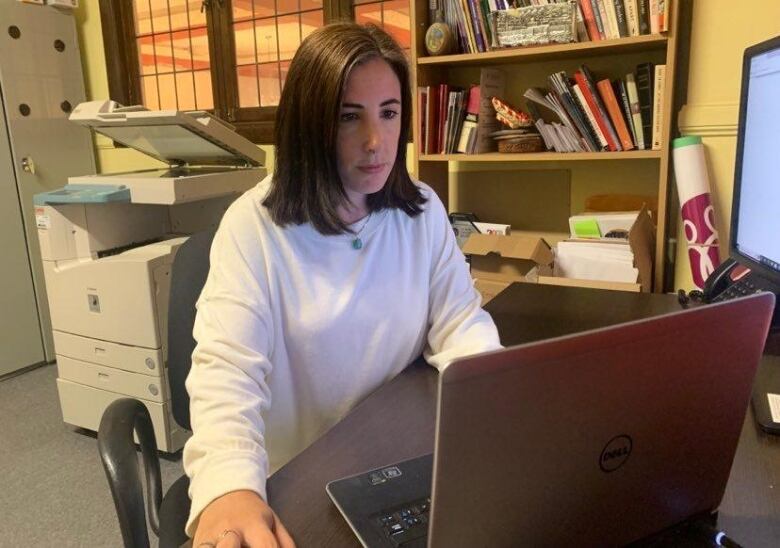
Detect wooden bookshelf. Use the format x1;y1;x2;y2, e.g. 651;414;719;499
417;34;669;67
419;150;663;162
411;1;684;292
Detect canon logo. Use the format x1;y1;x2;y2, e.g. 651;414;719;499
600;435;633;472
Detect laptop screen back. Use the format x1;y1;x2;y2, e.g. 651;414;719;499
428;293;774;547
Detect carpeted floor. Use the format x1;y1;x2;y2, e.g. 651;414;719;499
0;363;183;547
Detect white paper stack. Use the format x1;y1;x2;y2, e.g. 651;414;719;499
554;240;639;284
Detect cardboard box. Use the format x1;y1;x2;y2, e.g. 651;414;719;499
463;233;554;304
539;204;656;292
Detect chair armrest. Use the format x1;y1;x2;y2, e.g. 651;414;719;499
98;398;164;548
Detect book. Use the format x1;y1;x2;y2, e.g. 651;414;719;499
649;0;660;34
572;83;608;150
550;72;600;152
602;0;620;39
425;86;437;154
418;87;428;154
615;79;637;148
651;64;666;150
611;0;629;37
659;0;669;32
466;0;486;52
595;0;613;39
590;0;607;40
625;73;645;150
637;0;650;34
596;79;635;150
624;0;640;36
578;0;601;42
437;84;450;154
635;62;654;149
574;2;590;42
574;68;620;151
458;0;477;53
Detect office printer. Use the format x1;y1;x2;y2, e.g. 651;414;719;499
35;100;266;451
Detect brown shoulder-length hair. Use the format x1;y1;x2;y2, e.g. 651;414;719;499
263;23;426;235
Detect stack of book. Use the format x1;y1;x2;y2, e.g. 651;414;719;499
418;84;480;154
418;67;506;155
440;0;671;55
524;63;666;153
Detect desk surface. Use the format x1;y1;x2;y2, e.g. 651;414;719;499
266;283;780;547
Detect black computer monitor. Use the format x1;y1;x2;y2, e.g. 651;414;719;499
730;35;780;285
735;36;780;436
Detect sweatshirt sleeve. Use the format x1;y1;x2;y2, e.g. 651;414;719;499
422;188;503;370
182;200;275;537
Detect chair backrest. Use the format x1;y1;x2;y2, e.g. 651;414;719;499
167;229;216;432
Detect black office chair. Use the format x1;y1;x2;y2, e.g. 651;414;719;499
98;229;216;548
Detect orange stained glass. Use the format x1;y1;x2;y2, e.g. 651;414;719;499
149;0;171;33
300;9;323;40
232;0;324;108
353;0;410;50
193;70;214;110
254;18;279;63
237;64;261;108
277;0;298;15
168;0;190;31
133;0;210;112
141;75;159;109
157;73;177;109
234;20;258;66
258;63;281;106
176;72;197;110
277;14;301;61
134;1;152;35
154;33;175;73
233;0;276;20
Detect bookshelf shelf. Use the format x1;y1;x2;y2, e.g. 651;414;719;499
417;34;669;67
411;1;684;292
419;151;663;162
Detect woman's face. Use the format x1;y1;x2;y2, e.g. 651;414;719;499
336;57;402;212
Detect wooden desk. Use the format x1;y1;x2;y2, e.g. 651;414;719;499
266;283;780;547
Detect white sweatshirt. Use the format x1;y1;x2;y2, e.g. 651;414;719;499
183;176;501;535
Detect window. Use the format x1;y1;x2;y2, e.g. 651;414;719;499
99;0;411;144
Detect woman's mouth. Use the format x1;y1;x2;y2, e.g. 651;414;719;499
357;164;385;174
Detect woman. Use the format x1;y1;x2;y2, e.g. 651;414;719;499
186;23;501;548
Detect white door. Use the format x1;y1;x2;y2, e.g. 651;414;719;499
0;96;44;376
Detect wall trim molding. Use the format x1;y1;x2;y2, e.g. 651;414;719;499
678;102;739;137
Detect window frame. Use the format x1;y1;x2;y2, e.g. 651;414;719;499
99;0;353;144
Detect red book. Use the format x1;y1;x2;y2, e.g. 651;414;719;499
437;84;449;154
573;71;616;150
418;87;427;154
425;87;438;155
596;79;635;151
578;0;601;41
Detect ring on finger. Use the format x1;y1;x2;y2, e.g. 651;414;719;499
217;528;241;543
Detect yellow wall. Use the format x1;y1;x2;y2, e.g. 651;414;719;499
675;0;780;290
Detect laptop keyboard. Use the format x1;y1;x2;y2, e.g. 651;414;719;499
711;278;761;302
372;497;430;547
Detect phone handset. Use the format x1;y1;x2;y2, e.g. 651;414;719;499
702;258;744;303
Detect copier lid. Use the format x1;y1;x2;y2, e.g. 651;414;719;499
69;101;265;168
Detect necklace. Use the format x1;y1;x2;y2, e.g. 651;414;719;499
351;212;371;250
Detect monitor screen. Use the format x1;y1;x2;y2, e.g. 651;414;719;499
731;37;780;281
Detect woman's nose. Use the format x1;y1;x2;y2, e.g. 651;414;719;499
363;119;380;152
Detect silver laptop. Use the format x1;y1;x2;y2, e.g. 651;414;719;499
327;293;775;547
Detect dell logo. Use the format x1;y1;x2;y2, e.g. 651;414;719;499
600;435;632;472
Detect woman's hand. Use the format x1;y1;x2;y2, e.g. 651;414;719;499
193;490;295;548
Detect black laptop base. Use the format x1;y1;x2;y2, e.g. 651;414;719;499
326;454;433;548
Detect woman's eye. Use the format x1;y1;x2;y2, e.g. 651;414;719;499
340;112;359;122
382;110;399;120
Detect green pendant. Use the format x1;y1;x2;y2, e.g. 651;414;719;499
352;237;363;250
